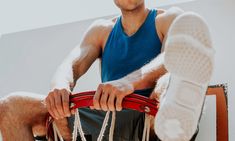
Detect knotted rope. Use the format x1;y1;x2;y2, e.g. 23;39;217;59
47;91;158;141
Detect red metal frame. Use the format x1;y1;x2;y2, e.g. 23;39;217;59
46;91;159;140
70;91;159;116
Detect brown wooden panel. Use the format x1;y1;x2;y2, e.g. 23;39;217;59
206;84;228;141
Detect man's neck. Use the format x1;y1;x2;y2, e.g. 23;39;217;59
121;5;149;36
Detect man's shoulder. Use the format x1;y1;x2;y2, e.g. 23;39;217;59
155;7;184;36
89;18;116;34
86;18;117;48
155;7;184;22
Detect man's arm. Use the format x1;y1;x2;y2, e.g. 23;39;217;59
92;7;184;112
123;54;167;90
92;54;167;111
128;7;184;89
46;20;110;119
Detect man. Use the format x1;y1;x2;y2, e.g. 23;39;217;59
0;0;214;140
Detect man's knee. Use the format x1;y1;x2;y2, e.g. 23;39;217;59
0;97;9;123
0;92;48;136
0;91;47;124
167;7;184;20
151;73;170;101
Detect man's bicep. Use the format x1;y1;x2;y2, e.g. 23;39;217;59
71;21;104;79
79;19;110;59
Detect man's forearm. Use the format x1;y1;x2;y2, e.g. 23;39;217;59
122;54;167;90
50;47;88;92
50;62;75;92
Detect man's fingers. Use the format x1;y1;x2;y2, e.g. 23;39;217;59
89;106;95;110
45;97;56;118
93;85;102;110
46;92;57;119
54;92;64;118
107;92;116;111
116;95;124;111
150;89;161;102
61;90;71;117
70;109;76;115
149;92;158;99
49;96;61;119
100;91;109;111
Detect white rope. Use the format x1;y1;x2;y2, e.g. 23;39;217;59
109;111;116;141
73;109;86;141
52;122;64;141
72;109;115;141
142;116;147;141
52;109;151;141
97;111;110;141
72;109;78;141
52;122;58;141
146;115;150;141
142;114;151;141
0;130;2;141
76;109;87;141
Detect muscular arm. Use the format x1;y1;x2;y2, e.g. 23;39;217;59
51;21;104;91
124;7;185;89
122;54;167;90
46;20;109;119
93;7;184;111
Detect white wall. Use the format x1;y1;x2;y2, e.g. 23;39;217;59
0;0;234;140
0;19;97;94
0;0;193;34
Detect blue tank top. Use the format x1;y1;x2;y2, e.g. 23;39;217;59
101;9;162;97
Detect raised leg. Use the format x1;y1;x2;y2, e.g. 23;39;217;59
0;92;48;140
155;12;214;141
0;92;72;141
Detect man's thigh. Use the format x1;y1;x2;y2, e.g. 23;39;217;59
0;92;72;140
1;92;47;128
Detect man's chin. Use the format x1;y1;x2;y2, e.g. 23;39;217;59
120;7;140;13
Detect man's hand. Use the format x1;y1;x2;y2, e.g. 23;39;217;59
91;79;134;111
45;88;73;119
149;73;170;104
